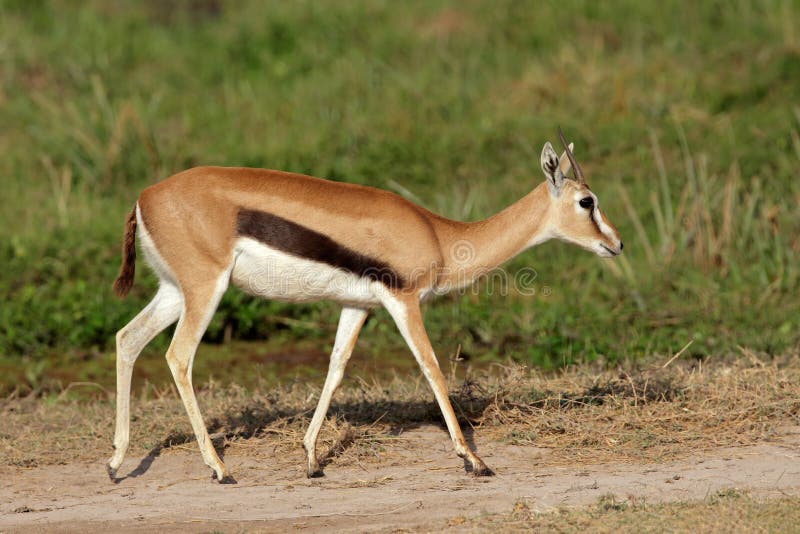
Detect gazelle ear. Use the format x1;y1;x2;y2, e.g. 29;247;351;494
541;141;565;196
558;142;574;176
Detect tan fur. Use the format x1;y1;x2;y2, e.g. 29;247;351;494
550;180;621;247
137;166;619;294
138;167;444;291
110;161;621;482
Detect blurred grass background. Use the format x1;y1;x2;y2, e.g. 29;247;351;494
0;0;798;394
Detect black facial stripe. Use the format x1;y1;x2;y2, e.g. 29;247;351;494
236;208;405;289
589;209;603;235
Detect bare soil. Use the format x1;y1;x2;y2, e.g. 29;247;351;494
2;424;799;533
3;358;799;532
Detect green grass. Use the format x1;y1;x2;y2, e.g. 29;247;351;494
1;0;799;393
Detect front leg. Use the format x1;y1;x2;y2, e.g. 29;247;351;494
381;294;492;476
302;307;368;477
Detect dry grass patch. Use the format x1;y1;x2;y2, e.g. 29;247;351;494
1;353;799;469
468;491;800;533
479;354;800;464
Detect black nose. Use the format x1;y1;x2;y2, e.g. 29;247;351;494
620;242;624;250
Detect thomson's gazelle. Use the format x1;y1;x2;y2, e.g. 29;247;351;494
108;129;622;483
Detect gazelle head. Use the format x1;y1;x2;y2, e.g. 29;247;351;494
539;129;623;257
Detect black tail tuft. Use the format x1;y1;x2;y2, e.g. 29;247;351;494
112;205;137;298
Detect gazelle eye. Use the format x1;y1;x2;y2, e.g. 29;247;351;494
579;197;594;209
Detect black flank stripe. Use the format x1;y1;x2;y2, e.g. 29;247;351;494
236;208;405;289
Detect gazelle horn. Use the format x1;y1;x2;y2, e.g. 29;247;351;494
558;127;585;184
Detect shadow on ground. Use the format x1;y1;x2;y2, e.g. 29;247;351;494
114;373;684;480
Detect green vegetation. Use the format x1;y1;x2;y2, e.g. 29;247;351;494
1;1;799;393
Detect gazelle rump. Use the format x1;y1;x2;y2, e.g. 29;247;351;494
108;131;622;483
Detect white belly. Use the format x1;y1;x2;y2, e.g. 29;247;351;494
231;238;382;306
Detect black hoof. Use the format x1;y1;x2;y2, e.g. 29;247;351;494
307;468;325;479
106;464;118;482
473;465;495;477
212;472;238;484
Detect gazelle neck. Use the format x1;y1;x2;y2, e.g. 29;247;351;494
435;182;552;288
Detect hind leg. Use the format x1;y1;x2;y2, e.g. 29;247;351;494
165;269;234;482
108;283;182;478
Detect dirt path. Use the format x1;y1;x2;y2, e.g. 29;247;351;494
2;425;799;532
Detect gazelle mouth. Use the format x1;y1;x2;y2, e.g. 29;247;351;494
600;244;620;256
